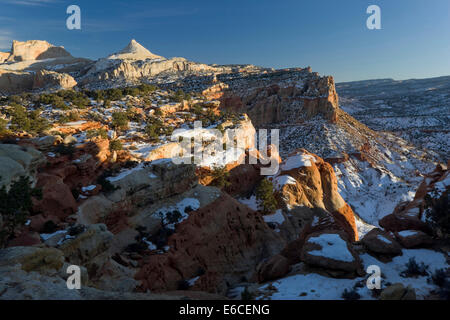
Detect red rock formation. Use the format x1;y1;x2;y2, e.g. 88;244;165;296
216;71;340;126
274;149;358;242
33;173;77;219
135;192;283;294
380;164;448;234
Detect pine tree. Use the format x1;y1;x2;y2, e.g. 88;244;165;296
256;178;278;214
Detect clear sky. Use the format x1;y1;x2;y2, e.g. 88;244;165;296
0;0;449;82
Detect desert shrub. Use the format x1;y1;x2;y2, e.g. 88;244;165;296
39;93;67;109
144;123;161;142
170;89;189;103
154;108;163;117
137;83;158;94
342;288;361;300
123;87;140;97
424;190;449;237
43;90;90;109
429;268;449;287
53;143;75;156
149;226;174;249
86;128;108;139
126;108;142;122
256;178;278;214
88;90;105;101
9;104;50;134
106;88;123;101
87;112;103;123
400;257;429;277
67;224;85;236
59;110;80;124
191;104;204;116
0;118;8;135
211;166;231;189
109;139;123;151
165;210;182;225
0;176;42;247
429;268;450;299
96;171;119;194
111;112;129;131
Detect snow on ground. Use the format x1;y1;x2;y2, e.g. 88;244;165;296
306;233;354;262
281;153;315;171
154;198;200;229
106;163;145;182
333;158;422;227
263;209;285;225
256;248;448;300
237;195;259;211
273;175;297;191
40;230;67;241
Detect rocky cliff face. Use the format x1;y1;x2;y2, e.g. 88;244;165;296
6;40;72;62
214;68;340;126
32;70;77;91
272;149;358;242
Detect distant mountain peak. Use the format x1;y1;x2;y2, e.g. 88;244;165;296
109;39;163;60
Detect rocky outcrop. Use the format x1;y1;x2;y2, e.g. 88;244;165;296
32;69;77;90
216;69;339;127
79;57;218;86
255;254;290;283
33;173;78;219
6;40;71;62
394;230;433;248
273;149;358;242
107;39;163;60
0;52;10;63
0;246;64;273
0;69;34;94
361;228;402;256
0;144;46;189
380;283;416;300
300;231;362;277
380;164;449;235
136;192;284;294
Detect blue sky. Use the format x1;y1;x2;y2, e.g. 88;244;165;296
0;0;449;82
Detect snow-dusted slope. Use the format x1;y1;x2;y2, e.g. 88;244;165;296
107;39;164;61
337;76;450;161
274;109;436;233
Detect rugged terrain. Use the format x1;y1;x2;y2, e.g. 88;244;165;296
0;40;448;300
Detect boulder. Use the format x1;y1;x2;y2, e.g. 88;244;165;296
361;228;402;256
0;246;64;273
0;144;46;188
33;173;78;219
301;231;362;276
32;70;77;90
394;230;433;248
105;161;197;204
256;254;290;283
0;69;34;94
31;135;57;150
7;40;71;62
77;195;114;225
380;283;416;300
59;224;113;267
